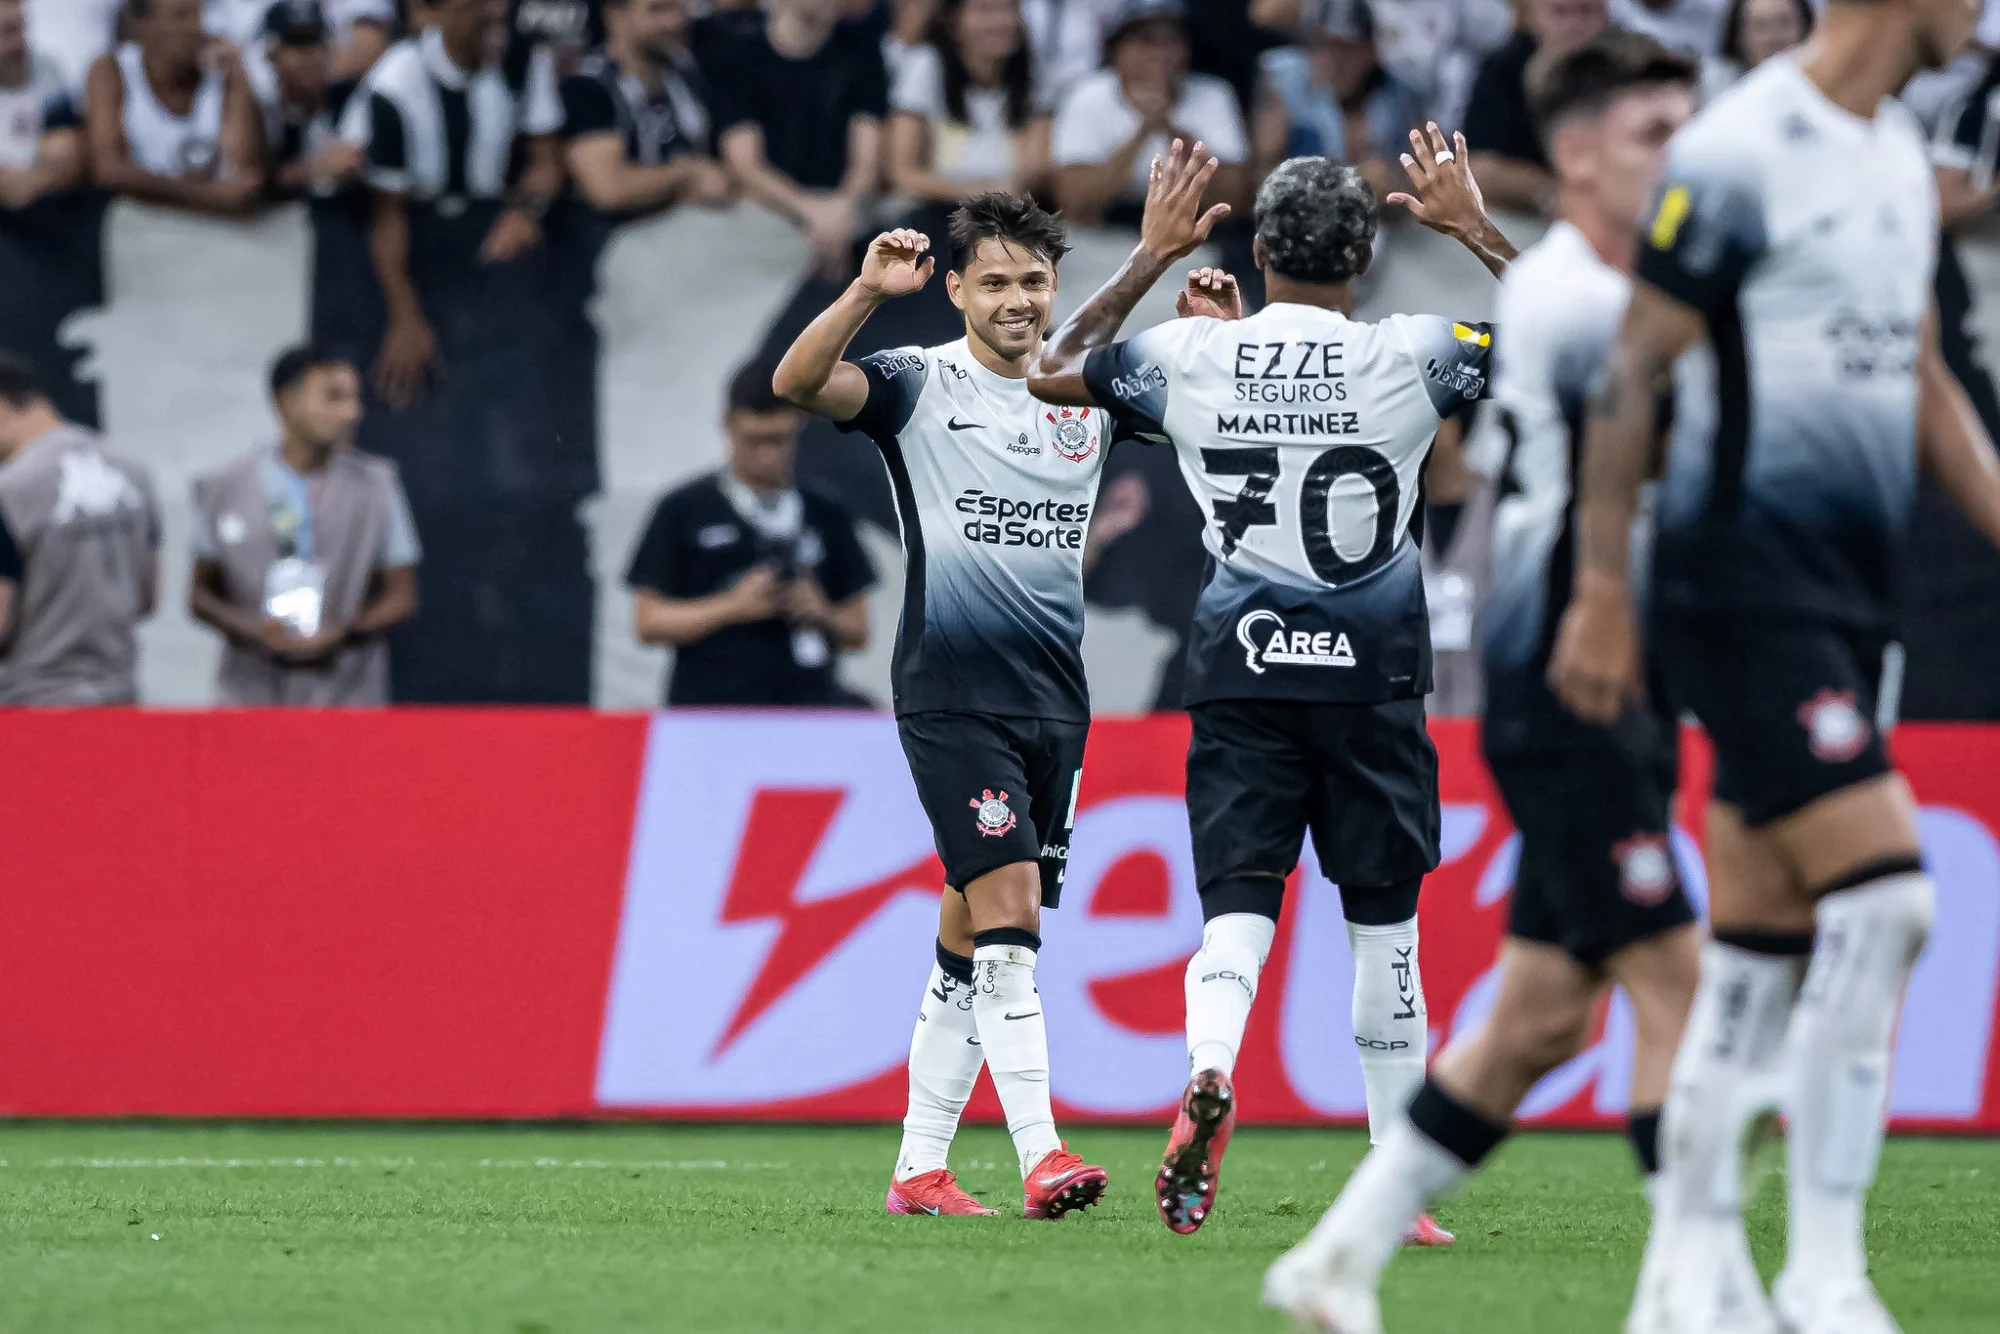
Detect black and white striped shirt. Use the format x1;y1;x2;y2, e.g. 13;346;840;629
340;27;562;205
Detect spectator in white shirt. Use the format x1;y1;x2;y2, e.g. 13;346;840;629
1050;0;1248;227
0;0;84;207
1608;0;1728;57
1700;0;1810;100
889;0;1051;203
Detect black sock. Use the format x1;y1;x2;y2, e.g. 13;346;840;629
1712;927;1814;957
971;926;1041;953
1407;1076;1509;1170
1627;1107;1662;1177
935;939;974;985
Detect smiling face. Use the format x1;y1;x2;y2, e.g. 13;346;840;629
948;238;1057;364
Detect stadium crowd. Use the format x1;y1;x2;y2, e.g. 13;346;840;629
5;0;2000;709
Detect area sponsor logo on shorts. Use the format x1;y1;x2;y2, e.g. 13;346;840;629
1613;834;1676;906
971;789;1017;838
1798;688;1871;764
1236;609;1355;674
1045;406;1097;462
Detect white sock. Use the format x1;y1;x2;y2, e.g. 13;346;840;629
893;957;984;1182
1783;873;1933;1289
1658;938;1805;1256
1348;917;1428;1145
971;942;1063;1178
1184;913;1276;1076
1296;1114;1470;1282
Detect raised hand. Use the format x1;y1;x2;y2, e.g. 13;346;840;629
1387;123;1487;240
856;228;937;300
1139;139;1231;267
1175;266;1243;321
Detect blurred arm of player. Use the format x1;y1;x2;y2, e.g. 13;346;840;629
1919;302;2000;549
1030;137;1229;406
770;229;937;421
1386;124;1517;280
1546;281;1704;725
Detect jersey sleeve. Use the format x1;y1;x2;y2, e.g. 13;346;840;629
1080;319;1202;443
625;493;684;594
1401;315;1495;420
1933;79;1993;171
833;347;928;442
560;74;619;139
0;505;20;583
1634;132;1767;320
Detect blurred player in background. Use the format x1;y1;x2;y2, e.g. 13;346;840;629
1029;133;1513;1245
1549;0;2000;1329
1254;33;1703;1334
774;194;1110;1221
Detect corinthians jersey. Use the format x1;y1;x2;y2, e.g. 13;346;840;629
1641;55;1936;630
1083;303;1493;706
840;337;1111;721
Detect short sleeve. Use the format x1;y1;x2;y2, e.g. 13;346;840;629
188;482;219;559
1934;80;1993;171
834;347;929;442
560;74;619;138
890;42;943;117
1081;320;1201;442
522;45;564;135
625;494;683;594
379;469;422;567
1634;134;1767;319
846;28;890;120
703;34;758;137
1050;75;1115;166
1460;45;1544;164
41;88;80;131
813;504;876;603
1400;316;1496;419
361;91;410;190
0;506;20;582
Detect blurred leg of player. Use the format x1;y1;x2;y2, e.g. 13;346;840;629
886;890;998;1217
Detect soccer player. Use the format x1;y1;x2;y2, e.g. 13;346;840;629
1028;135;1515;1242
1548;0;2000;1329
773;194;1109;1221
1250;33;1706;1333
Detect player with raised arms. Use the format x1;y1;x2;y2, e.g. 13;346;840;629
1028;134;1514;1246
1254;32;1707;1333
1545;0;2000;1329
773;195;1110;1221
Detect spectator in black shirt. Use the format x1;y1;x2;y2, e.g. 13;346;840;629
1461;0;1607;216
709;0;888;279
255;1;364;200
559;0;731;216
628;361;875;708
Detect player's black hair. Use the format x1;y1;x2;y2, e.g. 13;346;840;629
727;360;791;416
947;191;1071;273
1254;157;1377;287
931;0;1035;130
1528;28;1699;143
268;343;355;397
1718;0;1814;66
0;351;47;408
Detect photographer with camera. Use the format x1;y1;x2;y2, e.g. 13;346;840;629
627;360;875;707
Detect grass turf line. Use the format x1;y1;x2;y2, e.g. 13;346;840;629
1;1124;1994;1332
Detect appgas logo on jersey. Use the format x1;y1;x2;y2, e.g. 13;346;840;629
1237;610;1355;674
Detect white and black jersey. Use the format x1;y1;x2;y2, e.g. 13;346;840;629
839;339;1113;722
1083;304;1493;706
1475;222;1664;754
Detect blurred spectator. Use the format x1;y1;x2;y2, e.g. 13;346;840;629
1247;0;1512;131
1460;0;1607;216
0;352;160;706
710;0;888;280
1700;0;1809;100
883;0;936;88
343;0;563;408
84;0;264;215
560;0;731;217
1259;0;1426;200
1050;0;1248;227
22;0;123;94
627;362;874;708
0;0;84;208
503;0;601;82
190;345;421;706
252;1;365;199
1020;0;1118;107
888;0;1050;204
1608;0;1725;56
207;0;395;81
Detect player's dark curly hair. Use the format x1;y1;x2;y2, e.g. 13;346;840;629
1527;29;1698;145
948;192;1071;273
1254;158;1377;287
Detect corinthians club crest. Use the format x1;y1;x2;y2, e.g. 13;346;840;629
1798;688;1870;764
970;789;1017;838
1045;406;1096;462
1612;834;1676;906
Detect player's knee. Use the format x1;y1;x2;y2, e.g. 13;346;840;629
964;860;1043;933
1492;997;1593;1077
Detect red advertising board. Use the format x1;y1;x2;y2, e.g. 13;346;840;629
2;711;1996;1130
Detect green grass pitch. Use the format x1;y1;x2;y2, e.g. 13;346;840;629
2;1123;1995;1332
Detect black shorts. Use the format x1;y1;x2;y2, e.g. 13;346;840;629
1486;733;1697;968
1186;697;1440;901
897;710;1088;907
1655;615;1894;827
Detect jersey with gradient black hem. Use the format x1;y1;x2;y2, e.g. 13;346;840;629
1641;55;1936;632
1083;304;1492;706
1477;221;1665;755
838;338;1111;721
